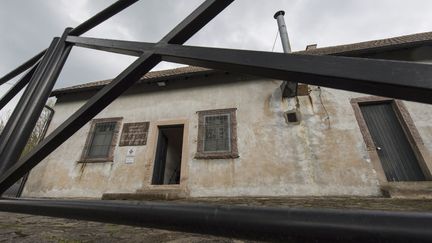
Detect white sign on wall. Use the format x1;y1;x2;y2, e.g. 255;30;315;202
125;147;136;164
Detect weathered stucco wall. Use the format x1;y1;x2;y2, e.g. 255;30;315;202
21;74;432;199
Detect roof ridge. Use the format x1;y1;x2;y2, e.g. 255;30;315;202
296;31;432;55
53;66;211;94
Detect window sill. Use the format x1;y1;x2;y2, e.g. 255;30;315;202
194;152;239;160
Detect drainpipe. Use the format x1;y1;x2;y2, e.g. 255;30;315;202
274;10;297;98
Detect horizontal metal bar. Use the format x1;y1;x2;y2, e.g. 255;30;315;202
63;35;432;104
0;51;45;86
157;44;432;104
66;36;146;56
0;198;431;242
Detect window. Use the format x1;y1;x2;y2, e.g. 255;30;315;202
80;118;122;162
196;108;238;159
204;114;231;152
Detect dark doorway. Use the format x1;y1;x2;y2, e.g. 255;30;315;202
360;102;426;181
152;125;184;185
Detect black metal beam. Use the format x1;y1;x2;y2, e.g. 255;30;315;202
0;0;234;194
0;0;139;86
0;64;39;110
1;1;432;241
15;105;55;198
68;0;139;36
0;198;431;242
0;28;72;179
65;36;432;104
0;53;159;194
157;44;432;104
0;40;60;172
66;36;146;57
0;51;45;86
160;0;234;44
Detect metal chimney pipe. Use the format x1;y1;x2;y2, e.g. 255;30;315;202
273;10;292;53
273;10;297;98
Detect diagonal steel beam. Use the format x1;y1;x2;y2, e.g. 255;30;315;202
0;0;140;86
68;0;140;37
0;0;141;183
0;51;45;86
1;0;431;239
0;28;73;177
160;0;234;44
0;0;234;194
65;36;432;104
0;64;39;110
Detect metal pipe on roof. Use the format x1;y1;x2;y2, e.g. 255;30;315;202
274;10;297;98
274;10;292;53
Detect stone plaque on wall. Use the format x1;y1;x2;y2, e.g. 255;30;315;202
119;122;149;146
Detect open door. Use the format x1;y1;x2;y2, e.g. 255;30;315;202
152;125;184;185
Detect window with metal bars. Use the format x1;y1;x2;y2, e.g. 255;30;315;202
80;118;121;162
196;108;238;159
87;122;116;158
204;114;231;152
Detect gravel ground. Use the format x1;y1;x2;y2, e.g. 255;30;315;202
0;212;251;243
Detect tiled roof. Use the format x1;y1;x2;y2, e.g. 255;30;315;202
295;31;432;56
52;66;212;96
52;31;432;96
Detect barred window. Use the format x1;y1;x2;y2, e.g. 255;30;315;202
80;118;121;162
196;108;238;159
204;114;231;152
87;122;116;158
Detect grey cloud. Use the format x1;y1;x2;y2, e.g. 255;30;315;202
1;0;432;103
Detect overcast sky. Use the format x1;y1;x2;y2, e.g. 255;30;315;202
1;0;432;115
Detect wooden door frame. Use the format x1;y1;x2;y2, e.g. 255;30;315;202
142;119;190;194
351;96;432;184
151;129;168;185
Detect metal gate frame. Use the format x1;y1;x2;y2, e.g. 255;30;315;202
0;0;432;241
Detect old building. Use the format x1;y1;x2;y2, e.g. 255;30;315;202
21;32;432;199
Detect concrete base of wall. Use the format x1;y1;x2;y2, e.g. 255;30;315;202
99;196;432;212
381;181;432;199
102;190;187;200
